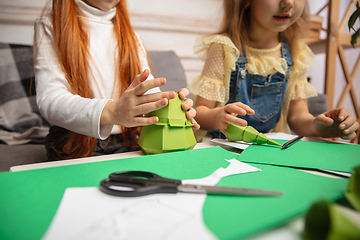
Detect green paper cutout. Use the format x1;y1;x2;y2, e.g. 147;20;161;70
0;146;238;240
138;94;196;154
344;166;360;211
303;201;360;240
226;124;282;146
203;163;348;240
237;140;360;173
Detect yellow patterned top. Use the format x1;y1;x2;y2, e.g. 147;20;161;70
188;34;317;133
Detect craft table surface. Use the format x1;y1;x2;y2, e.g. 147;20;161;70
10;141;220;172
6;137;349;240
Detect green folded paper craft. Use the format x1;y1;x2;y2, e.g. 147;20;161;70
303;166;360;240
138;94;197;154
303;201;360;240
344;166;360;211
226;124;282;147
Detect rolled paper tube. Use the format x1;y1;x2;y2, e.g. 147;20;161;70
225;124;282;147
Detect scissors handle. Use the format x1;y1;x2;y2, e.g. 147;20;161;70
100;171;180;197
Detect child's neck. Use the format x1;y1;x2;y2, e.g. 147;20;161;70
248;30;280;50
248;37;280;50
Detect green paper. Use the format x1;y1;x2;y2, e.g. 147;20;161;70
0;146;237;240
344;166;360;211
0;146;350;240
226;124;282;146
203;163;348;240
138;94;196;154
303;201;360;240
237;140;360;173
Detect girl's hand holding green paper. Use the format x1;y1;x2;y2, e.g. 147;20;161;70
216;102;255;135
100;69;198;129
195;96;255;135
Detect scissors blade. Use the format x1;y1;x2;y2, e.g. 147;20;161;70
178;184;283;196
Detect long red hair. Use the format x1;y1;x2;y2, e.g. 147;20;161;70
50;0;142;159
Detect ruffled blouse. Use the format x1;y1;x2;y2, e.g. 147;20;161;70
188;34;317;133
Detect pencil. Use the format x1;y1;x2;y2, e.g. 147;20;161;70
281;135;304;149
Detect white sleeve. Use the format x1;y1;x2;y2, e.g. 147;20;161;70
34;18;112;140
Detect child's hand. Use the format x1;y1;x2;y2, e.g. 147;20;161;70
101;69;176;127
313;108;359;140
215;102;255;135
178;88;200;129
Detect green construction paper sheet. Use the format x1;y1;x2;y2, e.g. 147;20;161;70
203;163;348;240
0;146;237;240
0;146;349;240
237;140;360;173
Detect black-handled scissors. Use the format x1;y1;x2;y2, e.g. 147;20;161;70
100;171;283;197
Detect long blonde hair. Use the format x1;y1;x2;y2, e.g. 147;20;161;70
49;0;142;159
218;0;310;58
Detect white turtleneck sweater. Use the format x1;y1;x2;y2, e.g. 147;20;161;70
34;0;158;140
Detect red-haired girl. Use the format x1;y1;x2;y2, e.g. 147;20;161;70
188;0;358;141
34;0;198;160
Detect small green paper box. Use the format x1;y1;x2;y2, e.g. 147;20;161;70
225;124;282;147
138;94;197;154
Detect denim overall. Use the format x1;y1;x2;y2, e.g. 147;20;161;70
210;41;293;139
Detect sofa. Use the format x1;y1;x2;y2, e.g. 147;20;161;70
0;43;189;171
0;43;329;172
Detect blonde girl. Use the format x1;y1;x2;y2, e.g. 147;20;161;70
188;0;358;140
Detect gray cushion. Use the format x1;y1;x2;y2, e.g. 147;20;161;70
0;144;47;172
0;43;50;145
148;51;188;92
307;94;328;117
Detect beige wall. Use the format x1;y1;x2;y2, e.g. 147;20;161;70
0;0;222;85
0;0;359;116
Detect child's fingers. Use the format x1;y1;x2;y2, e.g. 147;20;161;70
130;69;150;89
341;131;357;140
134;77;167;96
341;120;359;135
137;91;176;106
185;107;196;120
336;108;348;121
177;88;189;99
314;113;334;126
324;107;348;121
219;116;248;135
224;103;254;116
133;116;159;126
134;98;169;116
191;118;200;129
181;98;193;111
224;112;248;127
338;114;357;130
233;102;255;115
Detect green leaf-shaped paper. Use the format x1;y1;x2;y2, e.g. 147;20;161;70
138;94;196;154
225;124;282;147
